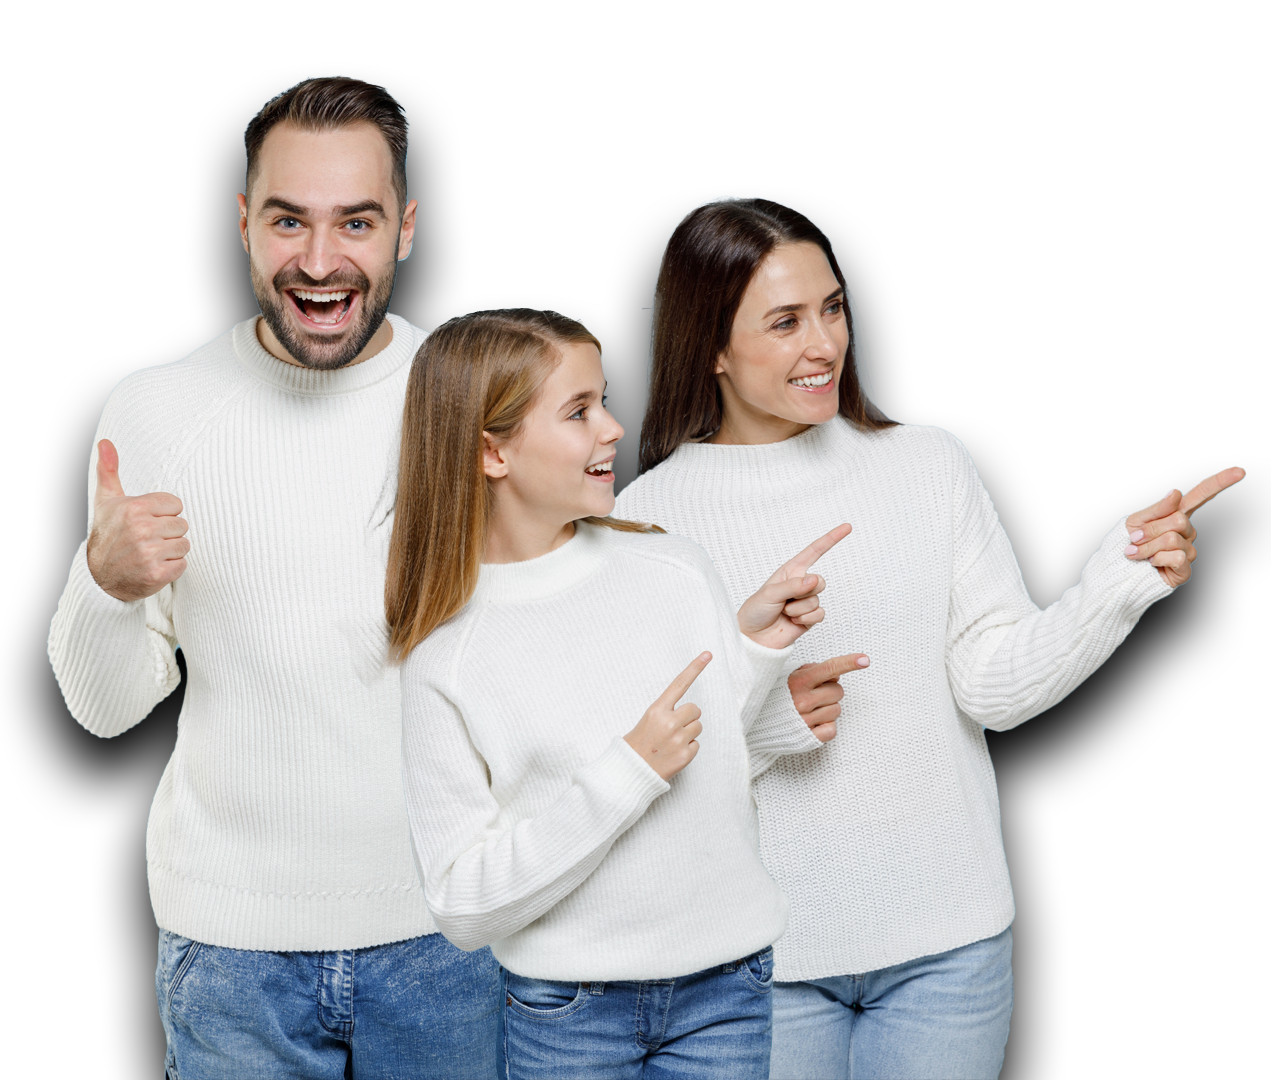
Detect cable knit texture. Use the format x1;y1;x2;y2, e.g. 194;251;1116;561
401;523;812;981
615;419;1173;980
47;316;437;951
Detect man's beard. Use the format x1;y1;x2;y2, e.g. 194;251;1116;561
251;258;397;371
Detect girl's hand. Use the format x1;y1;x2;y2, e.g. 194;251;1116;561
624;652;712;780
1124;467;1245;588
738;524;851;650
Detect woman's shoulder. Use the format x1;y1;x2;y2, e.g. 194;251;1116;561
858;421;977;474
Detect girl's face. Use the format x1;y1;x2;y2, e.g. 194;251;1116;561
487;341;624;529
714;241;849;443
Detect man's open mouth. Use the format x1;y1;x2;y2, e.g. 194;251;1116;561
287;288;357;329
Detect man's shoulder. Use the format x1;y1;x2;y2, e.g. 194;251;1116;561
103;322;249;420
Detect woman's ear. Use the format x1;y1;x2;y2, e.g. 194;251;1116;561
714;349;730;377
482;432;509;479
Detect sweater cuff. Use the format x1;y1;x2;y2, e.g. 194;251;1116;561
743;648;825;781
576;737;671;823
1087;516;1176;614
737;631;796;693
62;539;146;618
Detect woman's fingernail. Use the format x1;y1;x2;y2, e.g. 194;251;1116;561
1124;544;1138;556
857;656;870;667
1129;529;1144;543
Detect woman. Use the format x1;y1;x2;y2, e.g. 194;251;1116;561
385;308;850;1079
613;200;1243;1080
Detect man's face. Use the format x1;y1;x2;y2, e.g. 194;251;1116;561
239;122;416;369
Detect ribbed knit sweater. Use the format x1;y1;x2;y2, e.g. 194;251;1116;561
400;522;819;981
614;419;1174;980
47;315;437;951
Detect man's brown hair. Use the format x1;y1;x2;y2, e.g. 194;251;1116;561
244;77;409;214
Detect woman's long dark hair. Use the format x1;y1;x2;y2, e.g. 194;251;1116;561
638;199;896;474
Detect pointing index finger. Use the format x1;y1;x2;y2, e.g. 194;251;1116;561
782;523;852;578
1180;467;1245;516
659;652;712;707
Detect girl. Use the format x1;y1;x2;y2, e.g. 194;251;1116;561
386;308;848;1079
613;199;1244;1080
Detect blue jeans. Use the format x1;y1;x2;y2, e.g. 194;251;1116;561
156;929;500;1079
502;947;775;1079
768;927;1013;1080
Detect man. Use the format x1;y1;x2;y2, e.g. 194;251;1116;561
47;78;499;1079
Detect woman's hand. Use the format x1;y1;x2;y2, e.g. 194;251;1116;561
738;524;852;650
787;653;871;743
1124;467;1245;588
624;652;712;780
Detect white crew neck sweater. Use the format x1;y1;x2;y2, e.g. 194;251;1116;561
48;315;437;951
615;418;1173;980
400;522;820;981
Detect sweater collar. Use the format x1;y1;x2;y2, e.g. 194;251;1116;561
473;521;610;604
231;314;418;396
655;417;869;490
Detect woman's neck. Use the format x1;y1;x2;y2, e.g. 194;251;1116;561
710;406;809;447
483;504;576;565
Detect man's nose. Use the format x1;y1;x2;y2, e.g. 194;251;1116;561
298;227;342;281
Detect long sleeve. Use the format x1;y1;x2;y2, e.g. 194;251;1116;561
48;544;180;737
47;433;182;737
944;442;1174;732
401;659;669;952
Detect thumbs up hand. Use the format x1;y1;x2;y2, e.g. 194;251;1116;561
87;439;190;601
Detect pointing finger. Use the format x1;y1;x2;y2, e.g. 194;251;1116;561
791;654;871;689
1180;466;1246;516
1126;490;1182;530
779;524;852;579
659;652;712;707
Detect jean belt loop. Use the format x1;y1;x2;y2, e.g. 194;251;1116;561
588;981;605;996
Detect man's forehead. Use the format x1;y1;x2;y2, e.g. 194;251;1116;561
252;121;391;174
251;121;394;205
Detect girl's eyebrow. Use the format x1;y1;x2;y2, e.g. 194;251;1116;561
761;288;845;319
559;382;609;412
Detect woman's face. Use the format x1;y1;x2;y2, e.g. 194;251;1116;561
714;241;849;443
490;341;624;528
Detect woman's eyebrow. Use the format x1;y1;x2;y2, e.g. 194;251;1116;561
762;289;843;320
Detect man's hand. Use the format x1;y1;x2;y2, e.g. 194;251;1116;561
787;653;870;743
87;439;190;601
1124;467;1245;588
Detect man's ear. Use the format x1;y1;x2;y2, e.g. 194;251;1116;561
397;198;418;261
237;193;250;255
481;432;509;479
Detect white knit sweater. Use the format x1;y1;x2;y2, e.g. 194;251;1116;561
615;419;1173;980
47;316;437;951
400;523;819;981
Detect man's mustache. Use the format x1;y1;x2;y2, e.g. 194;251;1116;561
272;268;371;293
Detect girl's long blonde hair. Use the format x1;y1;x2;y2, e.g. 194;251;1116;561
386;308;659;660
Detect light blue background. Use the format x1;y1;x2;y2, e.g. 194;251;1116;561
44;71;1245;1072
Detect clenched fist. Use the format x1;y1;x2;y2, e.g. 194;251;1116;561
87;439;190;602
